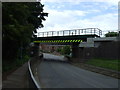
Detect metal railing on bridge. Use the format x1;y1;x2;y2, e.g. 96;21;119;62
38;28;102;37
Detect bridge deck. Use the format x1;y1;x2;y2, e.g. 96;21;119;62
34;28;102;43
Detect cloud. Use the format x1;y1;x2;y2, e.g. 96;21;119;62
37;1;118;36
41;0;119;5
41;7;88;27
38;10;117;32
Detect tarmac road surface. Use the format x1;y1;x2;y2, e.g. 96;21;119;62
37;53;119;88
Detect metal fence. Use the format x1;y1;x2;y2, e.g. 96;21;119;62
38;28;102;37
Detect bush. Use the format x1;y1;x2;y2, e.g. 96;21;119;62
57;48;62;53
61;46;71;55
105;32;118;37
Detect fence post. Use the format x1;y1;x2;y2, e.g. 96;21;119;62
47;32;48;37
94;28;96;34
57;31;59;36
75;30;77;35
91;28;92;34
99;29;100;36
79;29;80;35
52;31;53;36
69;30;70;36
43;32;44;37
84;29;86;34
63;31;64;36
81;29;83;33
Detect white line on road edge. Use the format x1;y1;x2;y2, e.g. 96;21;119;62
28;60;41;89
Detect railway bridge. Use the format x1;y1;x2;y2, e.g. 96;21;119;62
32;28;102;59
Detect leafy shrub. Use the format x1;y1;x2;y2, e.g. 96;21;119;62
105;32;118;37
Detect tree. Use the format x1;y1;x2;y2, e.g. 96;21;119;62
105;32;119;37
57;48;62;53
61;46;71;55
2;2;48;61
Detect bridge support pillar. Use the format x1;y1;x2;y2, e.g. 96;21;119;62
72;42;79;60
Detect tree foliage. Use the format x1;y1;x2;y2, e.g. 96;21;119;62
2;2;48;61
105;32;118;37
61;46;71;55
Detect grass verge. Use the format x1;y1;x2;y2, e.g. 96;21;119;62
85;59;120;71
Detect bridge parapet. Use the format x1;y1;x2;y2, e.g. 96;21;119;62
38;28;102;37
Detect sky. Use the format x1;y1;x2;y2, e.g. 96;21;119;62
37;0;119;36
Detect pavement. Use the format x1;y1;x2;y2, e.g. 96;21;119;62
37;53;119;88
2;62;28;88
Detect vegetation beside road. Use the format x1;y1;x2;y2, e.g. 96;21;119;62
105;32;119;37
2;2;48;72
57;45;71;55
3;55;29;72
85;59;120;71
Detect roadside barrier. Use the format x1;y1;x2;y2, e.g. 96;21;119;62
28;55;43;89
